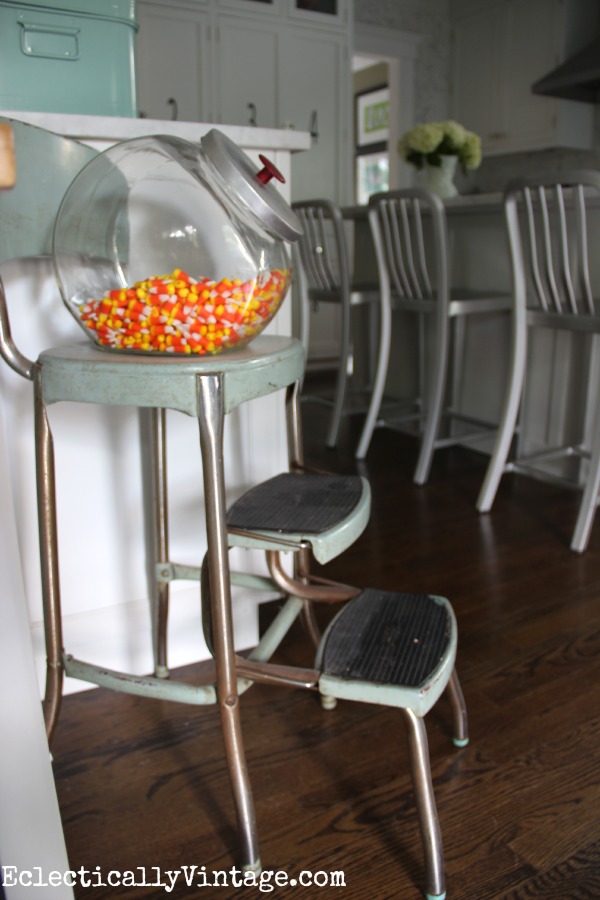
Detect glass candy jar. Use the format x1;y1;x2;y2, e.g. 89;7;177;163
52;129;301;355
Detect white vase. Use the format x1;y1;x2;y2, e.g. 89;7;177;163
425;155;459;199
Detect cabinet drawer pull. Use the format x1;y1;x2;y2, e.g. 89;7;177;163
18;17;80;61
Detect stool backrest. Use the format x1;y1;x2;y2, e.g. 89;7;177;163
367;188;449;305
504;171;600;317
0;117;96;266
0;118;97;377
292;199;350;297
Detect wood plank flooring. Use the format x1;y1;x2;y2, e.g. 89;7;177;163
50;394;600;899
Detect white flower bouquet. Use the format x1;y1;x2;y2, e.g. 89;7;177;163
398;120;481;173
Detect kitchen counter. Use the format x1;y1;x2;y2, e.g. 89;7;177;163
346;192;509;290
0;110;312;154
445;192;503;212
343;191;503;219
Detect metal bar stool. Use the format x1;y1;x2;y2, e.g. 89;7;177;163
477;170;600;552
356;188;513;484
292;199;380;448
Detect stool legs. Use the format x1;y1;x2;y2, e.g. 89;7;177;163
326;289;351;449
477;244;527;514
447;669;469;747
403;708;446;900
356;242;392;461
34;368;64;742
143;407;170;678
571;387;600;552
413;312;450;486
197;373;260;871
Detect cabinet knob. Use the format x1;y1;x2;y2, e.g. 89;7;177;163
167;98;178;121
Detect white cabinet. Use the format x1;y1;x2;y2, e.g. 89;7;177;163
279;28;350;202
451;3;505;150
136;0;352;203
214;18;350;200
136;0;351;365
451;0;596;155
216;15;279;129
136;1;212;123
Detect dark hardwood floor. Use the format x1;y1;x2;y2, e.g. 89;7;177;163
51;386;600;899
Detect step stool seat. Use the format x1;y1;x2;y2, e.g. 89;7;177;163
227;471;371;564
317;589;457;716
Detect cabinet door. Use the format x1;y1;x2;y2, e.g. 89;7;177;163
279;27;350;362
452;0;593;155
503;0;561;150
279;27;350;203
451;4;507;152
136;2;211;122
504;0;594;152
215;15;279;128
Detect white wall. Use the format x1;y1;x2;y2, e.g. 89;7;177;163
354;0;451;122
355;0;600;195
0;347;73;898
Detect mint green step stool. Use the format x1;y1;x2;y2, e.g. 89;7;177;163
0;117;468;900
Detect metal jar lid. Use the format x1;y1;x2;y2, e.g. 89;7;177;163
200;128;302;243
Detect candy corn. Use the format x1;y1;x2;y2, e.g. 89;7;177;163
78;268;291;355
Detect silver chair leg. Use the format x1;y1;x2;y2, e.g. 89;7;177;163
477;204;526;513
449;315;466;416
197;373;260;872
571;391;600;552
446;669;469;748
34;367;64;742
413;312;449;486
356;219;392;460
326;297;351;449
402;709;446;900
417;311;426;417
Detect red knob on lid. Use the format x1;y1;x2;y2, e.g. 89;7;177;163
256;154;285;185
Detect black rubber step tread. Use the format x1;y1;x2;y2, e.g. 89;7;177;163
321;589;451;687
227;471;363;534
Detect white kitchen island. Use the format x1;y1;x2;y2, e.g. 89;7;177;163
0;111;310;696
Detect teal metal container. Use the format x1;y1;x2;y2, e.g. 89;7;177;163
0;0;138;117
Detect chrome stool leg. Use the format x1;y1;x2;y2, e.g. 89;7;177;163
197;373;260;872
147;407;170;679
34;367;64;742
403;709;446;900
447;669;469;748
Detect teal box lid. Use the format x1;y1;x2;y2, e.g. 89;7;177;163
1;0;137;26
